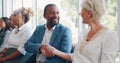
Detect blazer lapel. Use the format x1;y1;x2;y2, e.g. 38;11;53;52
49;24;60;45
39;25;46;42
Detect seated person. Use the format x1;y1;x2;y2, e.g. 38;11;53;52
0;17;10;51
8;14;16;31
41;0;119;63
25;4;72;63
0;7;34;63
0;15;16;53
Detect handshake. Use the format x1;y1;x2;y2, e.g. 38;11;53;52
40;44;58;57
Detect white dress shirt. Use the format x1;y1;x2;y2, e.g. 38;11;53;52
70;28;119;63
4;23;34;55
36;25;55;62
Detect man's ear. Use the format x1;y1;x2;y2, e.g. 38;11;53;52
43;13;46;18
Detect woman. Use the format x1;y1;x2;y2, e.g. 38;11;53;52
0;7;34;63
0;15;16;54
42;0;119;63
8;14;15;31
0;17;9;51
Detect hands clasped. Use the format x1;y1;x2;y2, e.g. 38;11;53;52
40;44;57;57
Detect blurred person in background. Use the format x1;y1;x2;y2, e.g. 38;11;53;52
0;7;34;63
0;17;10;51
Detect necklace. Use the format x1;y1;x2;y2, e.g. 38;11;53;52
15;29;20;34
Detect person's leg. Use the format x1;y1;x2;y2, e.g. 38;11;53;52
25;54;36;63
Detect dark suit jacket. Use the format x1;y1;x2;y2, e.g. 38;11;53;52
25;23;72;63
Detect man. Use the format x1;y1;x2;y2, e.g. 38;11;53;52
25;4;72;63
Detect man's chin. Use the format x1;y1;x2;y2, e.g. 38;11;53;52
48;23;57;27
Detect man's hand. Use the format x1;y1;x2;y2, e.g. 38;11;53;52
40;44;54;57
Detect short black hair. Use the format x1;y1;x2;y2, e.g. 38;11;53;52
0;17;9;31
44;4;57;14
1;17;8;24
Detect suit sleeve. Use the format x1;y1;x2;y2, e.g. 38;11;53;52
24;26;42;54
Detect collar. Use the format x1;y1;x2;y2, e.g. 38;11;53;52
16;23;29;31
45;24;56;31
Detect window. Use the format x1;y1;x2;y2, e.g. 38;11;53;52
103;0;117;31
0;0;2;17
1;0;120;62
116;0;120;62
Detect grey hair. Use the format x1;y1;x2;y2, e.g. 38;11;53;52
82;0;106;21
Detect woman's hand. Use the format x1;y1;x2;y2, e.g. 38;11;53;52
40;44;55;57
0;53;4;58
0;58;5;63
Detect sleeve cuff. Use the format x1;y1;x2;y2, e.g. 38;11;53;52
69;53;73;61
17;47;26;55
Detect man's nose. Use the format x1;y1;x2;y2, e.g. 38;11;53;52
53;13;59;18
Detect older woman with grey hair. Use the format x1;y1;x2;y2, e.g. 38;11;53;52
41;0;119;63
